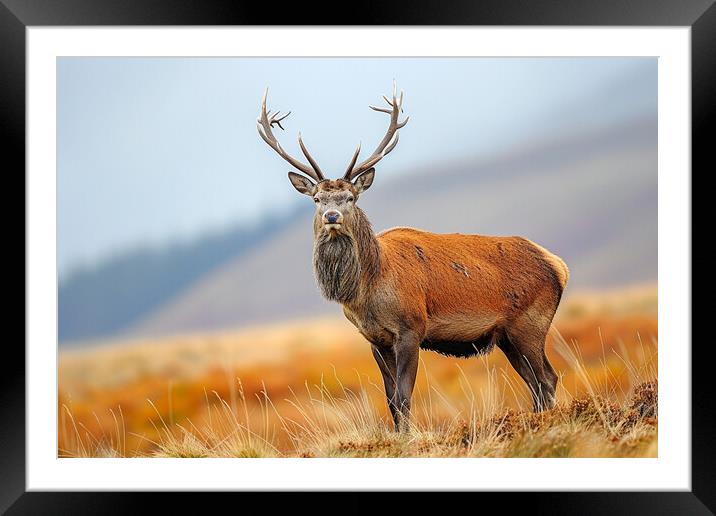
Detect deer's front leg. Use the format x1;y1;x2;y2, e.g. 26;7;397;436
393;331;421;432
370;344;399;427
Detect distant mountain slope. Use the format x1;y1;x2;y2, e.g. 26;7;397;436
58;206;307;344
130;115;656;338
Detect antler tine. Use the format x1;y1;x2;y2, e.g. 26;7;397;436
343;142;362;178
256;88;324;182
369;105;393;114
344;83;409;180
298;132;324;179
268;110;291;130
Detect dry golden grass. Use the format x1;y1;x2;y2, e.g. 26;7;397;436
59;285;657;458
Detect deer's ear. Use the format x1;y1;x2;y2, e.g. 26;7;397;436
353;168;375;194
288;172;316;196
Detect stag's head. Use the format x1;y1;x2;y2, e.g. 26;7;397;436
256;82;409;237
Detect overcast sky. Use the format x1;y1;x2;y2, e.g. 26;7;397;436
57;57;656;277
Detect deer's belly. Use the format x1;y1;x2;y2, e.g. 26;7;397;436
425;312;499;343
420;334;497;358
422;313;500;357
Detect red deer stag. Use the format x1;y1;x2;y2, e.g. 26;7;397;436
257;83;569;430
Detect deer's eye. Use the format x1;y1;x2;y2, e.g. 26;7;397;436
313;197;320;203
347;196;354;203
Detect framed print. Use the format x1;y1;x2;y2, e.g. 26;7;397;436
6;0;712;512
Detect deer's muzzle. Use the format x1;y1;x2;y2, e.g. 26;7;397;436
322;209;344;226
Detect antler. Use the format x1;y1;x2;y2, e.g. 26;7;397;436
343;81;409;181
257;89;325;182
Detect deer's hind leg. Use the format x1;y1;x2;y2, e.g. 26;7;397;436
499;303;559;412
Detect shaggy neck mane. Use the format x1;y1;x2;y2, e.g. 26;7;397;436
312;207;381;303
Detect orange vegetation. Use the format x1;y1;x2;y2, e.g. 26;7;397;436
58;284;657;458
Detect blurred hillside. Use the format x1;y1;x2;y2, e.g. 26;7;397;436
59;206;307;344
126;114;656;339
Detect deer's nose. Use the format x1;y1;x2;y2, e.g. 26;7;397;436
323;210;343;225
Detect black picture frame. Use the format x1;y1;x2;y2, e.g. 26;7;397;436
4;0;711;512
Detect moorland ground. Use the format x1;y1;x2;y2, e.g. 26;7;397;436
59;284;657;458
